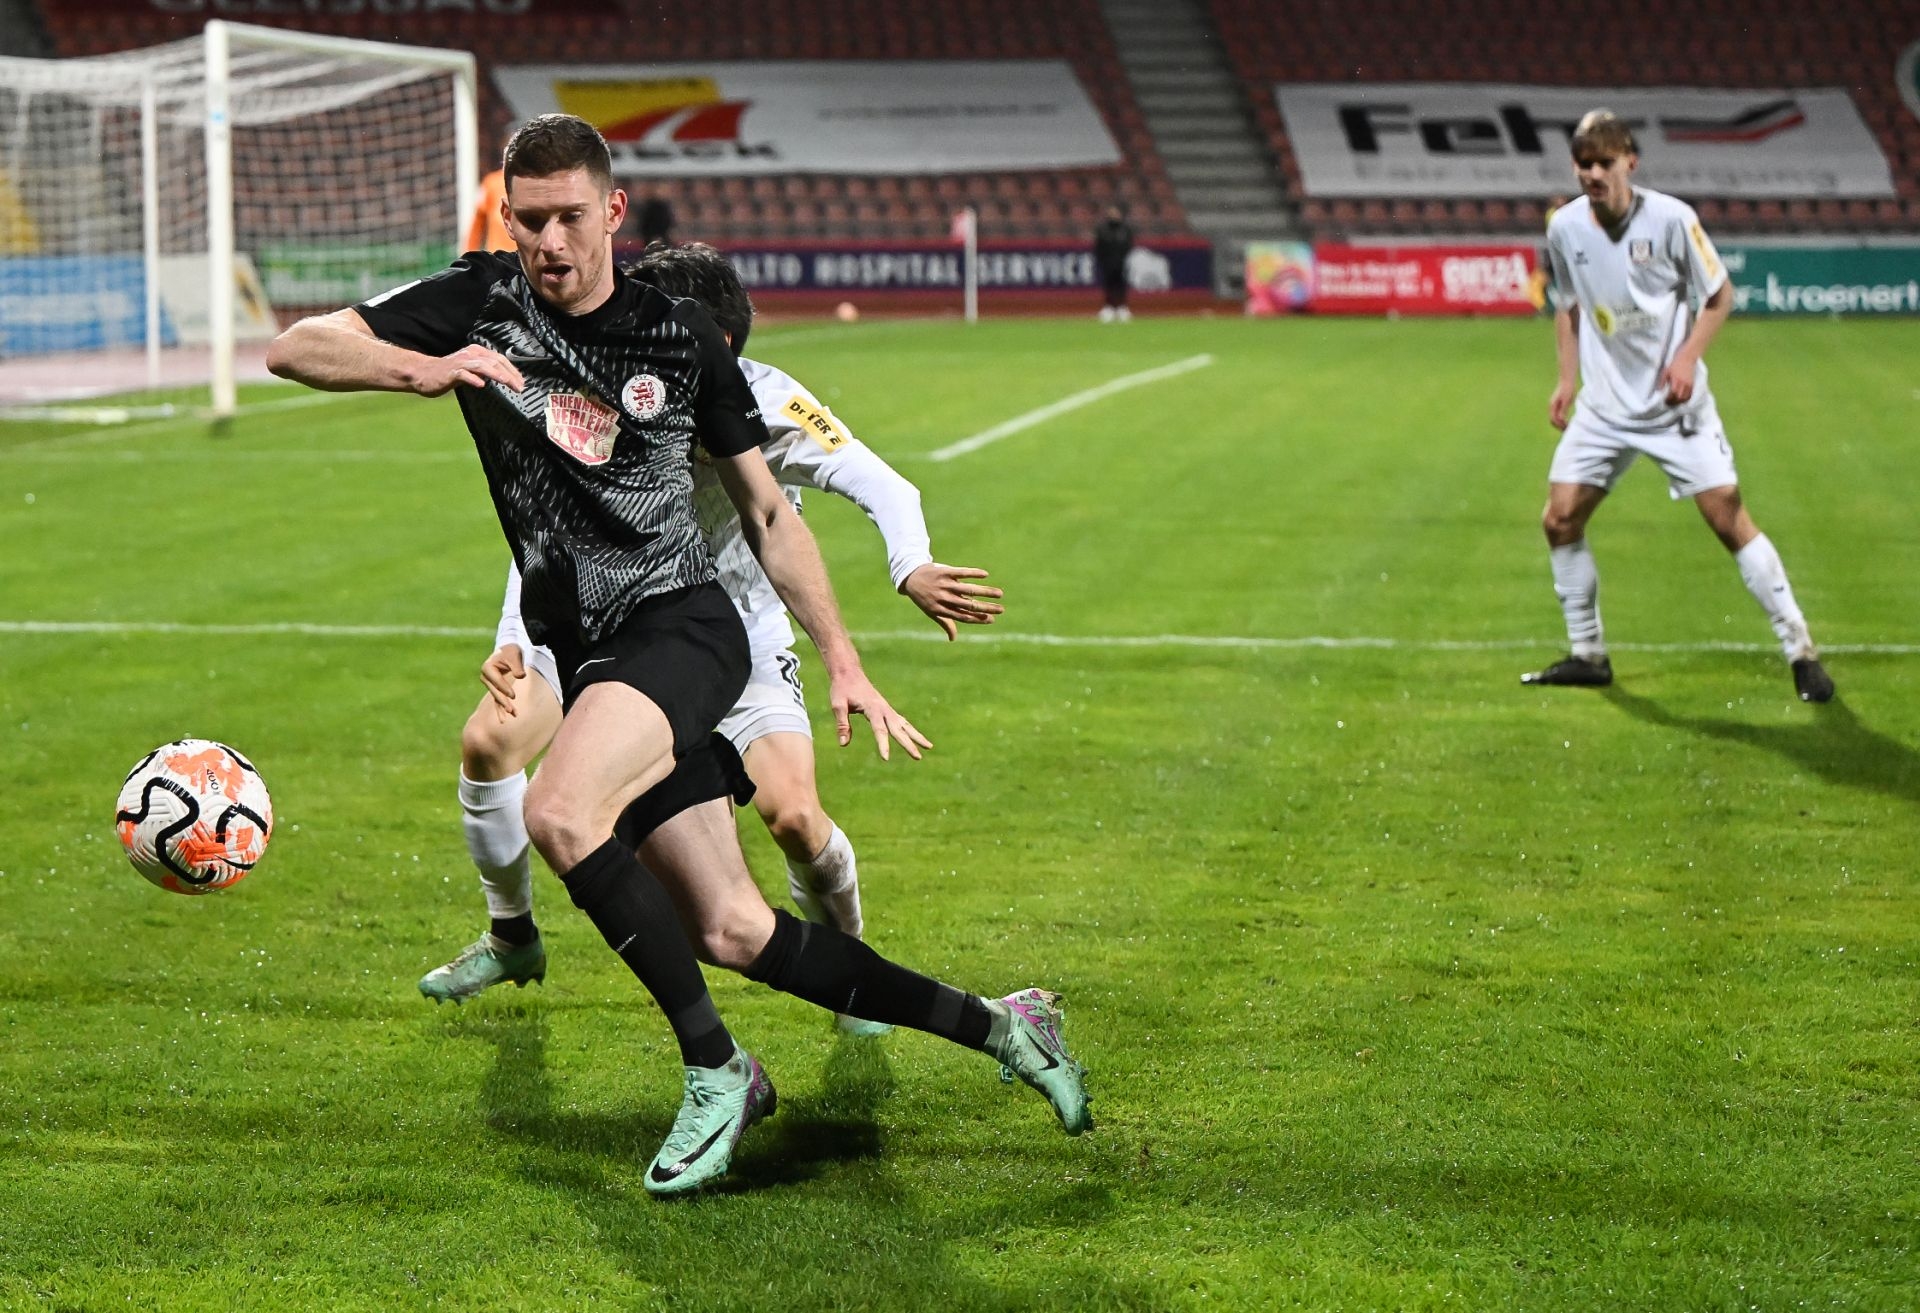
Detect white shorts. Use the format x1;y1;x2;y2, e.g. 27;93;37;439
509;635;808;755
509;636;564;706
1549;399;1738;500
715;646;812;754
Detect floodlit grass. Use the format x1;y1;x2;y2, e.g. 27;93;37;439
1;315;1916;1310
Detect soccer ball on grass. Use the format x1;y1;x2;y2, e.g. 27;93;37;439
115;739;273;894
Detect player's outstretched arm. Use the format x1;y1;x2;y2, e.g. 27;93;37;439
1662;282;1732;405
711;448;930;761
266;309;524;397
779;432;1006;640
901;564;1005;641
1548;305;1580;430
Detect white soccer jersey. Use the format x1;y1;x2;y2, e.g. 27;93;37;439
1546;188;1729;431
496;355;933;662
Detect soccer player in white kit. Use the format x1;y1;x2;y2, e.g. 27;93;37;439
424;243;1007;1022
1524;111;1834;703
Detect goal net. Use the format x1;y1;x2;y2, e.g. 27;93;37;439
0;21;475;417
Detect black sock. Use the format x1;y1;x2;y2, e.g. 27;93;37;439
558;836;735;1069
744;908;993;1050
490;912;538;947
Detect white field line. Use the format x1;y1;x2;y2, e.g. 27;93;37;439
10;448;470;464
752;316;945;348
927;353;1215;462
3;391;370;454
4;619;1916;656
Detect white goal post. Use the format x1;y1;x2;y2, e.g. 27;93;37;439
0;22;476;417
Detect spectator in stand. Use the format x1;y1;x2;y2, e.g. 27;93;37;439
1093;205;1134;322
637;193;676;247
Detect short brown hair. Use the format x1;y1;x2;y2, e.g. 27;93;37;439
628;241;755;355
503;114;615;193
1570;109;1637;159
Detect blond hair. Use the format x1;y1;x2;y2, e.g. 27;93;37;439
1571;109;1638;158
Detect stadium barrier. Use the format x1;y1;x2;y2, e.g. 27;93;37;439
1718;244;1920;315
1246;240;1920;317
1245;241;1541;316
621;238;1217;312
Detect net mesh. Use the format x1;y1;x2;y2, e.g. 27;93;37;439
0;33;463;406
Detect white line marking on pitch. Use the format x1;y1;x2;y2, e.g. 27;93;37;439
754;316;944;348
8;448;470;464
3;619;1916;657
927;354;1215;462
3;391;371;453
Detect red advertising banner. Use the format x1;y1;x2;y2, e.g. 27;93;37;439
1247;242;1544;316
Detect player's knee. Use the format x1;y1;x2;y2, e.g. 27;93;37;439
762;795;829;854
459;711;519;779
522;785;591;869
696;907;769;971
1542;504;1584;544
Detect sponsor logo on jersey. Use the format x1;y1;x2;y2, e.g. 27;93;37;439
782;393;849;452
1591;304;1657;338
1687;221;1722;281
546;391;620;465
1629;239;1653;265
621;373;668;420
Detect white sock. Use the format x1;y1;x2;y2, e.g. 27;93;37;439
786;823;861;940
1735;533;1814;661
460;771;534;921
1549;540;1605;659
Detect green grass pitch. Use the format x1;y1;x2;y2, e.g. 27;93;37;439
1;315;1916;1310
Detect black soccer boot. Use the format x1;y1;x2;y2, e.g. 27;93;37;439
1521;654;1614;687
1791;657;1835;704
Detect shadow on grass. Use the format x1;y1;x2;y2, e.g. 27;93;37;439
455;1005;1144;1310
1603;685;1920;805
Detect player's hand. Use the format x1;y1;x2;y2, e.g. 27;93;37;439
830;671;931;761
1661;356;1698;406
1548;382;1576;431
480;644;526;719
414;345;524;398
901;563;1005;641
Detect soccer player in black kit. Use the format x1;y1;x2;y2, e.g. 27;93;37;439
267;115;1091;1195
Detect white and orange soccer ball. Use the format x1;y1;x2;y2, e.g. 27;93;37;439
115;739;273;895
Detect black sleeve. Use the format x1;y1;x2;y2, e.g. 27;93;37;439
673;298;765;459
353;251;507;356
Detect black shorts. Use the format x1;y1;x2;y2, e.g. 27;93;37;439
549;581;750;757
612;731;757;850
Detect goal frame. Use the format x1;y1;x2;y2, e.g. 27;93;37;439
201;21;477;416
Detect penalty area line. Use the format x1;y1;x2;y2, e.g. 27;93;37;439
2;619;1917;657
927;353;1215;462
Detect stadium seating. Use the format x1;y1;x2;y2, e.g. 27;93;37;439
1206;0;1920;238
39;0;1190;244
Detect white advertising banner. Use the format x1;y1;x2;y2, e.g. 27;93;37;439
1276;83;1895;198
494;60;1121;175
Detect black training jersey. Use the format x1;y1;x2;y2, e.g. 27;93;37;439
355;250;764;648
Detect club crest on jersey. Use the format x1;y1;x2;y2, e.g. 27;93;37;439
1629;239;1653;265
621;373;668;421
546;391;620;465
